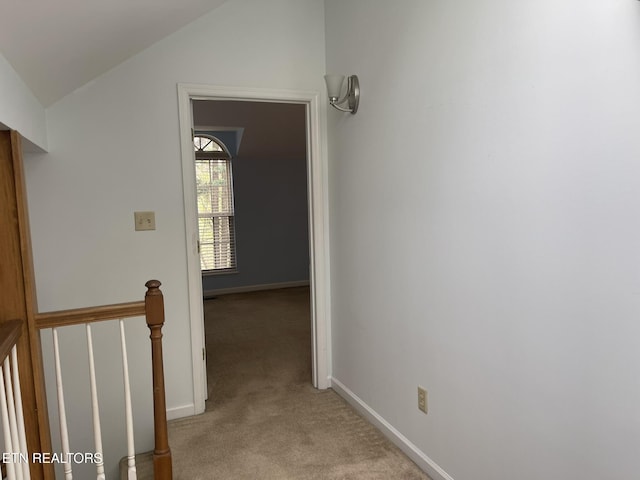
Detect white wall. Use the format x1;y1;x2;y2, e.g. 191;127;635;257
325;1;640;479
22;0;326;476
0;52;47;150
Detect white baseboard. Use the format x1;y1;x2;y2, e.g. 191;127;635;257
203;280;310;297
166;403;196;421
330;377;455;480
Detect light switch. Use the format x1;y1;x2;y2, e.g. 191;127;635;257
134;211;156;231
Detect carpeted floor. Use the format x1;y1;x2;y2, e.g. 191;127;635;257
167;287;431;479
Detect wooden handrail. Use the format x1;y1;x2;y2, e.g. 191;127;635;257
0;320;22;363
35;301;145;329
33;280;172;479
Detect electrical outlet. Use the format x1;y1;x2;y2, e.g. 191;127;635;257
418;386;428;414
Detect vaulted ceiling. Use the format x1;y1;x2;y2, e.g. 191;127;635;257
0;0;230;106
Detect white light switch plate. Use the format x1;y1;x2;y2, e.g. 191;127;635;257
134;211;156;231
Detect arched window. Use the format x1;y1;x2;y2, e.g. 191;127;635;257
194;135;236;273
194;135;225;153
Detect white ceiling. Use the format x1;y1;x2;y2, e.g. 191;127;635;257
0;0;230;107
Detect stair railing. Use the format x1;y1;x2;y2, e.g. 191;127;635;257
33;280;172;480
0;319;31;480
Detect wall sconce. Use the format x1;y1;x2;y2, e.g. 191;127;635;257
324;74;359;114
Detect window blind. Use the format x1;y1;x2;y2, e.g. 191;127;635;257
195;158;236;271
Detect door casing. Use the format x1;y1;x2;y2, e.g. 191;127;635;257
177;83;331;414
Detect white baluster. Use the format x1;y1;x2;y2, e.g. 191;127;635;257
119;320;137;480
0;365;17;480
53;328;73;480
3;356;23;480
86;324;105;480
11;346;31;480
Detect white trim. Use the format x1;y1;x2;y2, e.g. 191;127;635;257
166;403;196;421
177;83;332;414
203;280;310;297
177;85;208;414
330;377;455;480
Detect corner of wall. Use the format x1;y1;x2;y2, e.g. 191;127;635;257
330;377;455;480
0;52;48;151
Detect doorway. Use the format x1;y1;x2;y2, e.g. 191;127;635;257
177;84;331;415
192;101;309;297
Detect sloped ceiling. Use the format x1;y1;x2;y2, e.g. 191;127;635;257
0;0;230;106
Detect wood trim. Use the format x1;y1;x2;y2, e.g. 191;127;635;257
0;320;22;364
144;280;172;479
35;301;146;329
11;131;38;319
12;131;54;479
6;131;55;479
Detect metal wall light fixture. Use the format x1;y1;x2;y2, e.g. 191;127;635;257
324;74;360;114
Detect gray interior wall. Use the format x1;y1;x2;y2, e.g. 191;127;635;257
18;0;326;475
325;1;640;479
193;100;309;293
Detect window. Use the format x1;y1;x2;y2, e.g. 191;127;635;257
194;135;237;273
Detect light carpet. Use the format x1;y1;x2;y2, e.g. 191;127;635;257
167;287;431;479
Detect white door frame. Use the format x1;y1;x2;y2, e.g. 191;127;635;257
177;83;331;414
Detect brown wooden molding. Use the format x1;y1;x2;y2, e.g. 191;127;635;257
145;280;173;479
35;301;145;329
0;319;22;364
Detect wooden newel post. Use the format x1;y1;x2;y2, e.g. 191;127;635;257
145;280;173;480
